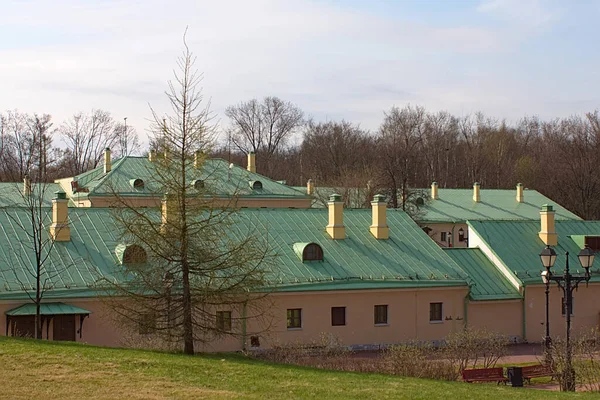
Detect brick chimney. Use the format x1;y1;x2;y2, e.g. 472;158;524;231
326;194;345;240
247;151;256;173
103;147;111;174
370;194;389;240
473;182;480;203
431;182;439;200
50;191;70;241
516;183;524;203
539;204;557;246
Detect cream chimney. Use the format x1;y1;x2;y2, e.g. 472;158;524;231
104;147;111;174
516;183;524;203
307;179;314;195
431;182;439;200
539;204;557;246
49;191;70;242
23;174;31;196
161;194;179;234
149;149;156;162
194;150;203;169
473;182;480;202
247;151;256;173
326;194;345;240
370;194;389;240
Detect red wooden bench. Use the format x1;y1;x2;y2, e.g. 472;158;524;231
462;367;508;384
522;364;553;384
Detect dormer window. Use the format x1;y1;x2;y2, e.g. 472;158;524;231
192;179;204;190
116;244;148;265
249;180;263;190
130;178;145;190
293;242;323;262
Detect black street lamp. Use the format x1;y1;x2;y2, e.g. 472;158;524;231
539;245;595;392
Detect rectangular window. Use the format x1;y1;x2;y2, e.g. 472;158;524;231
440;232;447;242
139;313;157;335
374;305;388;325
331;306;346;326
287;308;302;329
216;311;232;332
429;302;443;322
561;297;574;316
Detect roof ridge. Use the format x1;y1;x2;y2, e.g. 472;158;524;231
87;157;128;195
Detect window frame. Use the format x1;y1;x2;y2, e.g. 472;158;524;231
286;308;302;330
440;232;447;242
303;243;323;261
331;306;346;326
374;304;388;326
216;310;232;332
429;302;443;323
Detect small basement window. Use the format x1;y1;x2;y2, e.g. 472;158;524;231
249;180;263;190
429;302;443;323
130;178;145;190
374;305;388;325
331;306;346;326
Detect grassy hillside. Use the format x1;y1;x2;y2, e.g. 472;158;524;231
0;338;591;399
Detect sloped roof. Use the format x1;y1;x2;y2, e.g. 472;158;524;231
420;189;581;223
468;219;600;286
0;206;469;299
0;208;120;299
72;156;309;200
0;183;62;207
443;248;521;300
6;302;91;316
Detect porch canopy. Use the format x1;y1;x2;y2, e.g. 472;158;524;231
6;302;92;339
6;302;91;316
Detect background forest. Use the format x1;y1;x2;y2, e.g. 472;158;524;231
2;100;599;219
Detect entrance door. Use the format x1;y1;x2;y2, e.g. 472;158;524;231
53;315;76;341
11;316;35;338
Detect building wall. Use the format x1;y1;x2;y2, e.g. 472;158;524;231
467;300;523;340
524;284;600;342
424;223;469;248
1;286;468;352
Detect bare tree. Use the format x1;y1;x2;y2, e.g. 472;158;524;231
113;119;140;158
104;35;274;355
59;109;119;175
225;96;304;175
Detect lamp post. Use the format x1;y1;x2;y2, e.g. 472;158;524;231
539;245;595;392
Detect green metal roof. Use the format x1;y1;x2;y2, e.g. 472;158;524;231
443;248;521;301
420;189;581;223
0;208;120;300
0;205;470;299
468;219;600;286
241;208;468;291
6;302;91;316
0;183;62;207
72;156;309;200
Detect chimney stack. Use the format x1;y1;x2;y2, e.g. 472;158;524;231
247;151;256;173
23;174;31;196
370;194;389;240
539;204;557;246
161;194;179;234
149;149;156;162
50;191;70;242
516;183;524;203
431;182;439;200
307;179;314;195
473;182;480;202
104;148;111;174
326;194;345;240
194;150;203;169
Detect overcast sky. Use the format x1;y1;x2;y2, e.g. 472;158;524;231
1;0;599;145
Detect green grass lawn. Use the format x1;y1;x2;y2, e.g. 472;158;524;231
0;337;593;399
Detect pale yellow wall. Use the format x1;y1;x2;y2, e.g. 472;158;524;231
424;223;469;248
468;300;522;339
524;284;600;342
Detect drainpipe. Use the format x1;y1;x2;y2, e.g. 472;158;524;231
522;290;528;342
463;293;469;330
241;301;248;351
